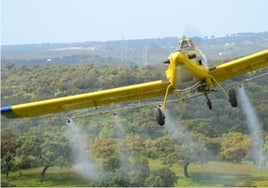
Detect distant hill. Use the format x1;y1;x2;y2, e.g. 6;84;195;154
1;32;268;67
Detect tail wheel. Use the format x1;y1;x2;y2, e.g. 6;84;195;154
229;88;238;107
154;108;165;126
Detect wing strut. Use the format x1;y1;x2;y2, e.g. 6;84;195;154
154;84;172;126
161;84;173;112
209;76;229;98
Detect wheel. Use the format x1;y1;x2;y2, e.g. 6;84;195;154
154;108;165;126
229;88;238;107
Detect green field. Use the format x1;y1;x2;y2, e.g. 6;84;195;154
173;161;268;187
2;161;268;187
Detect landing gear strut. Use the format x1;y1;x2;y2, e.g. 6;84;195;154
154;107;165;126
154;84;172;126
204;91;212;110
207;99;212;110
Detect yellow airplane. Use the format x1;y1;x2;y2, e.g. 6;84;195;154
1;37;268;125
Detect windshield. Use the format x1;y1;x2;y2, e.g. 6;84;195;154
178;38;196;50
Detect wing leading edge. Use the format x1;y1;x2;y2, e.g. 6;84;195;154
1;80;170;119
209;49;268;82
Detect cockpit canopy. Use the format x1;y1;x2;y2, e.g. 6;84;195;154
176;37;208;69
177;38;196;50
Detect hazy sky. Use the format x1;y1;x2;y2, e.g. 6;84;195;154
2;0;268;45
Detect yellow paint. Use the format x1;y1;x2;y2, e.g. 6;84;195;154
11;80;170;117
3;38;268;119
209;49;268;82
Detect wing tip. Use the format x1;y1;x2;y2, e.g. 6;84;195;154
1;106;20;119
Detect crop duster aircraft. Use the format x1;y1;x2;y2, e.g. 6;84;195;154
1;38;268;125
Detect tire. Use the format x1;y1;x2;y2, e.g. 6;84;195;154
154;108;165;126
229;88;238;107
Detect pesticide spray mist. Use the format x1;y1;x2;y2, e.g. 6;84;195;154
66;119;99;180
164;110;209;161
113;115;131;173
114;115;126;139
238;85;264;165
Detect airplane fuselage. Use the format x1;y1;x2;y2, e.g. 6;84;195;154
165;38;209;91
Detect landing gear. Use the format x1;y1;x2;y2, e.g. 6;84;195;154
154;107;165;126
204;88;238;109
229;88;238;107
154;84;171;126
207;100;212;110
204;91;212;110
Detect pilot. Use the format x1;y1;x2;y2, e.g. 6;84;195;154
181;40;189;49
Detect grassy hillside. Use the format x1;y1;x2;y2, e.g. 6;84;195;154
2;161;268;187
174;161;268;187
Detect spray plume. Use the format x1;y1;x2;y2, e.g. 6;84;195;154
238;85;264;166
113;115;132;173
66;119;99;180
114;115;126;138
164;110;209;159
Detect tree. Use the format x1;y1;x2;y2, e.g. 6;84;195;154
99;155;131;186
220;132;250;162
144;174;165;187
178;141;208;178
99;153;150;187
102;154;121;171
16;129;72;182
1;130;17;178
107;169;130;187
145;167;177;187
174;133;209;178
183;119;216;138
129;156;150;186
126;135;144;154
91;138;117;157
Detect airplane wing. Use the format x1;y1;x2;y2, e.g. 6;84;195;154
209;49;268;82
1;80;170;119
